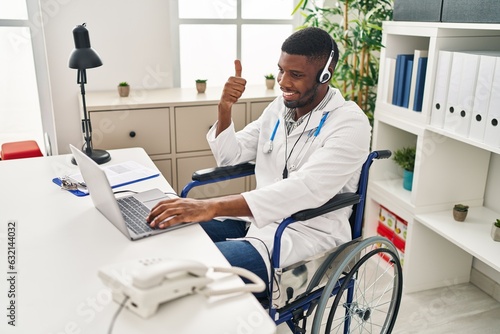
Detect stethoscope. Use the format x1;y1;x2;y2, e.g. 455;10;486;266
262;111;330;154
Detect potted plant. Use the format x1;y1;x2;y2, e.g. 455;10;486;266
293;0;393;124
265;73;275;89
392;146;416;191
452;204;469;222
195;79;207;93
117;81;130;97
491;219;500;241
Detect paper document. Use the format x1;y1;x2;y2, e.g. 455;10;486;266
68;161;160;194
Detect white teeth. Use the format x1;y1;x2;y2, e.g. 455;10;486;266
283;92;294;96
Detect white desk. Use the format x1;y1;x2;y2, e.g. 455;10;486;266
0;148;275;334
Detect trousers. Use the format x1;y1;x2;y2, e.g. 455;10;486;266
199;219;269;299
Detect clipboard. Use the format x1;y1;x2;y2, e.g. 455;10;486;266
54;161;160;197
52;177;89;197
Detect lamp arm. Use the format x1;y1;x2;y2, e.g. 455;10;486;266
77;69;92;156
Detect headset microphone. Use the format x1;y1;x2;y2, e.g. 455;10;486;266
317;38;335;84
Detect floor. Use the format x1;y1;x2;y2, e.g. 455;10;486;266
276;271;500;333
391;282;500;333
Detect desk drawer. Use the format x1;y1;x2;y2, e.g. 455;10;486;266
152;158;173;189
174;103;246;153
250;101;269;122
90;108;170;155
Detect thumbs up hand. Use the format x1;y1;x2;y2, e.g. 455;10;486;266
216;60;247;136
234;59;243;78
220;60;247;111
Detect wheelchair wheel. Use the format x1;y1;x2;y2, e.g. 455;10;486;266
311;237;403;334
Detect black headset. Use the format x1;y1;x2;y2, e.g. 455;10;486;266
317;38;335;84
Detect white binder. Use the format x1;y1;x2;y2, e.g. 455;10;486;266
453;52;481;137
430;51;453;128
469;55;497;142
382;57;397;104
484;60;500;148
443;52;465;132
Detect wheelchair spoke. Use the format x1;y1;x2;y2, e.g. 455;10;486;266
317;245;402;334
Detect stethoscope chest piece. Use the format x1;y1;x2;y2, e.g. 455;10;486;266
263;141;273;154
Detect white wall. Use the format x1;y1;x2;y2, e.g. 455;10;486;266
477;152;500;283
42;0;173;154
484;153;500;210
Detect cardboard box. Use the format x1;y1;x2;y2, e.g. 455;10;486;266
442;0;500;23
394;216;408;241
379;205;396;231
393;0;443;22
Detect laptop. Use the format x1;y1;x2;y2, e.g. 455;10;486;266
70;144;182;240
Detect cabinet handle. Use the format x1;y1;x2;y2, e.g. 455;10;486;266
129;131;136;138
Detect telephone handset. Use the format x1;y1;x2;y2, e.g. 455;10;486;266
132;259;208;289
98;257;265;318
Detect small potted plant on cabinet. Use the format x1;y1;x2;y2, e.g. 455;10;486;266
491;219;500;241
392;146;416;191
265;73;275;89
195;79;207;93
452;204;469;222
118;81;130;97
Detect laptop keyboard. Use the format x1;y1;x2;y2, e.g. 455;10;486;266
117;196;154;235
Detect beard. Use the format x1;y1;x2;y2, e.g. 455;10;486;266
283;83;320;109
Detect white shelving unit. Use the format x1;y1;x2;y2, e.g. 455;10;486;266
366;21;500;293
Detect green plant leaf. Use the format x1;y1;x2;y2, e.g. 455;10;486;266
393;146;416;172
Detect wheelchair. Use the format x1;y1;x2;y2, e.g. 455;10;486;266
181;150;403;333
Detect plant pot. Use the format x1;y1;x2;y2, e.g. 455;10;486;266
118;86;130;97
452;209;468;222
402;169;413;191
265;78;275;89
491;224;500;241
196;82;206;93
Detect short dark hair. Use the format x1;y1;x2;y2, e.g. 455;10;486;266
281;27;339;70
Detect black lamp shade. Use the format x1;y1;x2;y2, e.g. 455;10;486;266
68;24;103;69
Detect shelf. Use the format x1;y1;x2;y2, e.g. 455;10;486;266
375;102;426;135
416;206;500;272
369;179;414;214
383;21;500;37
368;20;500;292
427;126;500;155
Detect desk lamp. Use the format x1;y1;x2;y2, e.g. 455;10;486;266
69;23;110;164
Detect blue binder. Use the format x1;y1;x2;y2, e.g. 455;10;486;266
393;54;414;107
402;59;414;108
413;57;428;112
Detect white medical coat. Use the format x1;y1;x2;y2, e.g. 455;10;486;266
207;87;371;269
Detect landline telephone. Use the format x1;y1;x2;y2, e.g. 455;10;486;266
98;257;265;318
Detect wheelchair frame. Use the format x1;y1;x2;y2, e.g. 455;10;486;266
181;150;403;333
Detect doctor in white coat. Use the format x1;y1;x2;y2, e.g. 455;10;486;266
147;27;371;298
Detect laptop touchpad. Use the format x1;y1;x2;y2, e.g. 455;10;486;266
133;189;170;209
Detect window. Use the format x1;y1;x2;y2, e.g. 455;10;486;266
0;0;55;154
171;0;298;88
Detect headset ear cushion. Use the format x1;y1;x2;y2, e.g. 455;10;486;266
318;70;331;84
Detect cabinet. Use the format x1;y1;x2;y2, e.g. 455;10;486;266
85;86;278;197
367;21;500;293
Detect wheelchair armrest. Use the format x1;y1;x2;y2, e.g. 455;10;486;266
291;192;360;221
180;162;255;198
191;161;255;182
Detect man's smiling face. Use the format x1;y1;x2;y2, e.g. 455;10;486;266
277;52;328;116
